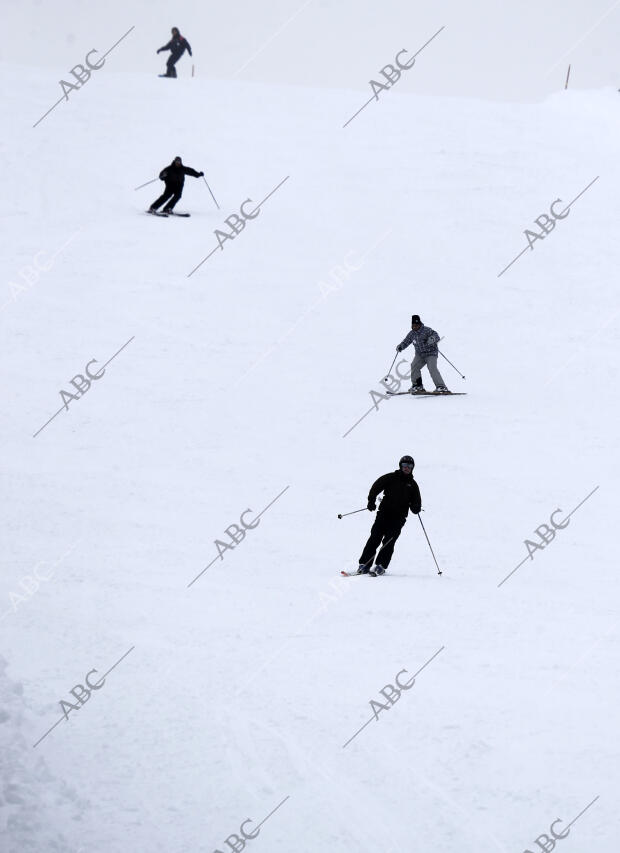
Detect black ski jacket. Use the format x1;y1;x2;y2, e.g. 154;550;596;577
158;35;192;60
368;470;421;519
159;162;201;189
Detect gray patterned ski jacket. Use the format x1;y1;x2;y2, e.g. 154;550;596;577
397;324;440;357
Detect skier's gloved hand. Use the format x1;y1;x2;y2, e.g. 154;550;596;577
396;344;403;352
198;171;204;177
367;500;376;511
410;507;420;515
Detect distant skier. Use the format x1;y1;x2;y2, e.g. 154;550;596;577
356;455;421;575
156;27;192;78
396;314;449;394
148;157;203;214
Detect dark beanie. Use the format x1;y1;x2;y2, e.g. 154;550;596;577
411;314;422;325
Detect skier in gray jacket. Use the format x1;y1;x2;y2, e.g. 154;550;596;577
396;314;449;394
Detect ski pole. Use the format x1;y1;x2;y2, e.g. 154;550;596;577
438;349;465;380
337;507;367;519
202;175;220;210
417;514;443;575
383;352;398;382
134;177;159;191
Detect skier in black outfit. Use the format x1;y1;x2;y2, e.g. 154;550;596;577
157;27;192;78
149;157;204;214
357;455;421;575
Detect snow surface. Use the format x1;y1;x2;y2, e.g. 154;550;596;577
2;57;620;853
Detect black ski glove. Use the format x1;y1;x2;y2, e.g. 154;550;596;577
410;506;420;515
367;500;376;511
198;171;204;177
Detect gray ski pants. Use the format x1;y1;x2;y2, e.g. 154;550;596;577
410;354;445;388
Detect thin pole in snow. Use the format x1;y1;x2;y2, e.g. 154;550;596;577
565;64;571;90
134;177;159;191
202;175;220;210
418;514;443;575
337;507;367;519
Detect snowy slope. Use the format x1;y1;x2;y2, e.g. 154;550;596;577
2;62;620;852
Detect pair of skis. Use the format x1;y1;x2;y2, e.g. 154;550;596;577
387;390;467;397
146;210;190;218
340;569;384;578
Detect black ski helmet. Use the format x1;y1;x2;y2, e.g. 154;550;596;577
399;455;415;469
411;314;422;326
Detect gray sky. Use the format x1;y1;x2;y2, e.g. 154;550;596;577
4;0;620;100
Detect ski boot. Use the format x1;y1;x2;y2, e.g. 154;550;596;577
409;386;426;395
372;565;386;576
356;564;370;574
435;385;450;394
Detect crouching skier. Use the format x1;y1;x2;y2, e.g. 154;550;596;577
148;156;203;215
357;455;421;576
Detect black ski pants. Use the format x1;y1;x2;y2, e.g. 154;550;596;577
166;55;179;77
151;183;182;211
359;512;406;570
